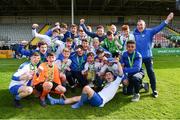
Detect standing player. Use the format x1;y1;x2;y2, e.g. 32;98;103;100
80;19;106;42
119;25;135;53
32;23;63;53
109;24;118;36
101;31;121;56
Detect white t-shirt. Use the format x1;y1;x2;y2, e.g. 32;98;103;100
120;33;135;52
55;42;65;58
82;61;102;73
98;76;122;107
99;64;119;76
32;29;64;55
9;62;33;89
55;59;72;73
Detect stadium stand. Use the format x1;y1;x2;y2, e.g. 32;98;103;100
0;24;45;46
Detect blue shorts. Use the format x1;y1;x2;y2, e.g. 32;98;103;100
9;80;32;95
9;85;22;95
27;80;32;86
88;92;103;107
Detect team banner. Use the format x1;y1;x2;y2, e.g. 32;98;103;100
153;48;180;55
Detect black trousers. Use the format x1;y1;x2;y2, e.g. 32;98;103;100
123;71;144;95
128;76;142;94
66;70;88;87
143;57;156;92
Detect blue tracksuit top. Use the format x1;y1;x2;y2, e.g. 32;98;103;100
80;24;106;42
18;45;47;62
70;53;87;71
57;53;64;61
133;21;167;59
121;51;142;75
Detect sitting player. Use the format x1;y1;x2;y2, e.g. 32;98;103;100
9;52;41;108
100;57;123;77
33;52;66;107
47;69;123;109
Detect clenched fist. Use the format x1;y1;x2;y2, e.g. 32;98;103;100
32;24;39;29
166;12;174;23
80;19;85;24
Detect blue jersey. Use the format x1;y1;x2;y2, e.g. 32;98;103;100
80;24;106;42
9;62;35;89
18;45;47;62
121;51;142;75
70;53;87;71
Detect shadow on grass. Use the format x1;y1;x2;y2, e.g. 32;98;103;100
54;91;133;119
0;89;23;119
0;88;136;119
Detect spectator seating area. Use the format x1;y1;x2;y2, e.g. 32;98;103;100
0;21;179;49
0;24;44;46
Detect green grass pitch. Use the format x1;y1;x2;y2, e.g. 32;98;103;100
0;55;180;119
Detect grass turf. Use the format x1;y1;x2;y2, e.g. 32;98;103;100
0;55;180;119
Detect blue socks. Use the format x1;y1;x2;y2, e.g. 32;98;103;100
15;95;21;100
47;94;65;105
71;93;88;109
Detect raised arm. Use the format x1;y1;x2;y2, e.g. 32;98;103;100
32;24;51;46
46;22;60;36
80;19;96;38
151;12;174;35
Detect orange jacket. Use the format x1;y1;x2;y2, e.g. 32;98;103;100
33;62;61;86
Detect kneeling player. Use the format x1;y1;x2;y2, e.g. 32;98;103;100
9;52;41;108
